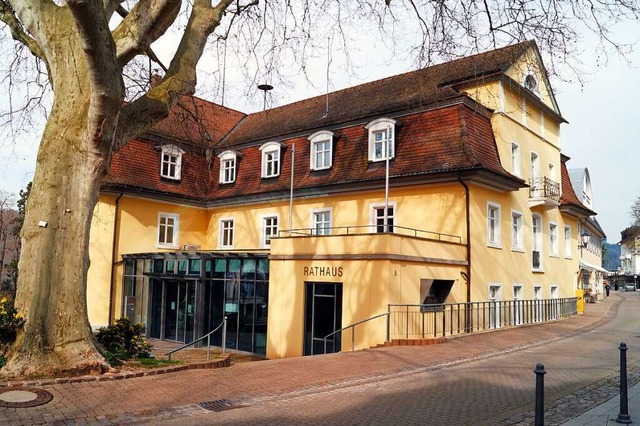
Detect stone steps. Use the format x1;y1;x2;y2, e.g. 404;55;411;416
373;337;446;348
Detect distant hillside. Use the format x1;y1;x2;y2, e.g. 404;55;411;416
603;242;620;271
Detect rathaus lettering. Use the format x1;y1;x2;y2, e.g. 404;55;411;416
303;266;343;277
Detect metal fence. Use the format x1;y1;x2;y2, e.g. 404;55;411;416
387;298;577;340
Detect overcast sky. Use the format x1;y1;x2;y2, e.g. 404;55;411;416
0;21;637;243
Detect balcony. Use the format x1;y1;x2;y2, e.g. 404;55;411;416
272;225;466;265
529;177;560;207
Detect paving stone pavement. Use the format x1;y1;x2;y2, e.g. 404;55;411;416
0;292;637;425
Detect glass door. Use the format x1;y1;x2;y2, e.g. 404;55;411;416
304;282;343;356
164;281;179;341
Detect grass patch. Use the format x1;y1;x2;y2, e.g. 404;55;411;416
125;358;182;369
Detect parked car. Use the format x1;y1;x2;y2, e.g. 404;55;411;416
625;283;636;292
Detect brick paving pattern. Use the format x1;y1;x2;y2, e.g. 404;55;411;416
0;293;637;425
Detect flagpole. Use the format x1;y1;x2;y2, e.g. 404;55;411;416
384;127;390;232
289;143;295;232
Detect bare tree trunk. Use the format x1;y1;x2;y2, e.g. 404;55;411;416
1;98;112;378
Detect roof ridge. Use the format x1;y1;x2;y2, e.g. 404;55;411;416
241;40;535;120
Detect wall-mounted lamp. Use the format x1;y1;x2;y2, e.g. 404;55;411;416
579;230;590;254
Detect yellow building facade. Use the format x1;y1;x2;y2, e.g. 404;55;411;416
87;41;596;358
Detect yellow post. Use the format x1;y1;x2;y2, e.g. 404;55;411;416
575;289;585;314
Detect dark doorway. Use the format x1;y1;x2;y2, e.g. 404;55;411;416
304;282;343;356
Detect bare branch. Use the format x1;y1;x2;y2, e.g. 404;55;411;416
0;1;46;61
66;0;123;151
114;0;241;147
112;0;181;68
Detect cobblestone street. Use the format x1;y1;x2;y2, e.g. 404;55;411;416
1;293;636;425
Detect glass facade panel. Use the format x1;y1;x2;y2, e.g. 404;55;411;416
189;259;201;275
177;260;187;275
124;253;269;355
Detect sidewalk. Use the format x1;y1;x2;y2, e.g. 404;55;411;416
562;373;640;425
0;294;631;425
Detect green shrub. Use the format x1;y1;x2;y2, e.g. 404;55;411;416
95;318;153;365
0;296;25;349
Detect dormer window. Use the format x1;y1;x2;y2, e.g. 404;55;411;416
259;142;282;178
524;74;538;94
218;150;238;184
160;144;184;180
365;118;396;162
308;130;334;170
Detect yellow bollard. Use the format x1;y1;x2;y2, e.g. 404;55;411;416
576;289;585;314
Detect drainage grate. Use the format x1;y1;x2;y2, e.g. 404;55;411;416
197;399;247;412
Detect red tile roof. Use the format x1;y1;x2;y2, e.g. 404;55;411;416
104;41;534;201
150;95;245;147
105;138;210;201
221;41;534;146
207;102;518;200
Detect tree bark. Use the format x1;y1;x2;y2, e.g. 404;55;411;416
0;0;236;379
1;95;114;378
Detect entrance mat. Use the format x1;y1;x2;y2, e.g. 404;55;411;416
197;398;247;412
0;387;53;408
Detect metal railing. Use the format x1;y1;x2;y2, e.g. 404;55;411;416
388;298;577;339
529;177;561;203
279;225;461;243
166;316;227;361
322;312;391;354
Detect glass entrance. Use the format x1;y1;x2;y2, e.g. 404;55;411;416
147;280;195;343
304;282;343;356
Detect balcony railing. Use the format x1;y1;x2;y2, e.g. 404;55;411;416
529;177;560;203
278;225;462;244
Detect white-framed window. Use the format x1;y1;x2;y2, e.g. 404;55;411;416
530;152;540;180
533;284;543;322
511;210;524;251
160;144;185;180
550;285;559;319
157;212;179;248
218;150;238;184
549;222;559;256
511;142;521;176
365;118;396;162
308;130;333;170
311;208;332;236
261;215;278;248
513;284;524;325
548;162;556;182
487;202;501;248
564;225;572;258
219;218;234;249
532;214;543;270
488;284;503;329
370;202;395;233
259;142;282;178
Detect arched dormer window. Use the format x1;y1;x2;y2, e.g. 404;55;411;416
259;141;284;178
308;130;334;170
365;118;397;162
218;150;239;184
160;144;185;180
524;74;539;94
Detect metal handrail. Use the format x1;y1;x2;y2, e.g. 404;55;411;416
388;298;577;339
279;225;461;243
166;316;227;361
322;312;391;354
